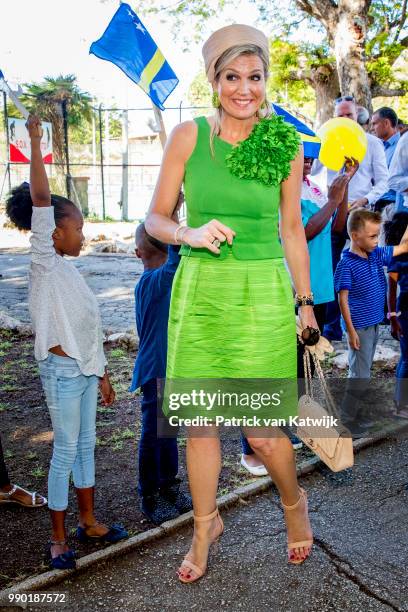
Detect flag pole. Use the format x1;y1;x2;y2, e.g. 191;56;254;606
152;103;167;148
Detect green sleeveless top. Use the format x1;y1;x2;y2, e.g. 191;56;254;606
180;116;284;260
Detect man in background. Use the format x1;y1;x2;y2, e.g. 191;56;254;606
371;107;400;214
389;131;408;215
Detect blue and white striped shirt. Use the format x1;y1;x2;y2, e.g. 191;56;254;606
334;246;394;329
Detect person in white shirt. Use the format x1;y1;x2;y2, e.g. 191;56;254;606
5;115;128;571
389;132;408;212
329;98;389;210
323;97;389;340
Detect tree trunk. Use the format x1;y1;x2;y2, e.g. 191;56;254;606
331;0;372;111
310;64;341;126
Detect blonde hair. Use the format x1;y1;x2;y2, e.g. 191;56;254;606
347;208;382;234
210;44;272;154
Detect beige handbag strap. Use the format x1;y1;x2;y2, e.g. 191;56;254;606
303;348;340;418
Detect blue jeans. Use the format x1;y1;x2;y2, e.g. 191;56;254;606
396;296;408;407
39;353;98;511
138;379;178;497
340;324;379;426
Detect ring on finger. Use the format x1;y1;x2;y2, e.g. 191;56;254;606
212;238;221;248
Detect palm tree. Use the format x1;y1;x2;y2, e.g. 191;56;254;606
21;75;93;193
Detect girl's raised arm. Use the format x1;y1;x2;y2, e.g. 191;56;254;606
26;115;51;207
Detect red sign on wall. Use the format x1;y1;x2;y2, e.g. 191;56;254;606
8;118;53;163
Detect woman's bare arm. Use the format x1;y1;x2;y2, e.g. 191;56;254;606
280;146;318;329
145;120;235;254
280;146;311;297
145;121;196;243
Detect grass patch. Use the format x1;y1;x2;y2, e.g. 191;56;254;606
2;385;20;393
109;348;127;359
96;421;115;428
30;466;46;478
119;428;135;440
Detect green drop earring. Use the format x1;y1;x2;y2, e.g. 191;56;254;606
212;91;221;109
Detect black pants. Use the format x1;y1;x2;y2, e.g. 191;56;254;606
138;379;178;497
0;436;11;488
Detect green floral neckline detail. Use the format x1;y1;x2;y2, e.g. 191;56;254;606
225;115;301;186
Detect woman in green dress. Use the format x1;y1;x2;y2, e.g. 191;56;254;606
145;24;318;583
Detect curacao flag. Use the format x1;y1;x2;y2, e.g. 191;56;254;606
90;3;178;110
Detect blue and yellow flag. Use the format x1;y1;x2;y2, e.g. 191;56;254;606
272;103;321;159
90;3;178;110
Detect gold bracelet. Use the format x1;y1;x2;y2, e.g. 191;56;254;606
295;293;314;307
174;224;189;245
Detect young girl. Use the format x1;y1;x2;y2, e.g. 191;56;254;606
6;115;128;570
385;212;408;417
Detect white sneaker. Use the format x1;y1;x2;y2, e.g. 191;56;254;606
240;454;268;477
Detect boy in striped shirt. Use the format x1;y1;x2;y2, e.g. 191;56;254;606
334;209;408;431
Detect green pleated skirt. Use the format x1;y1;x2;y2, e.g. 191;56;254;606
167;253;296;377
165;254;297;421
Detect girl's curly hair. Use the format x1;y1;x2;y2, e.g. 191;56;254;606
5;183;77;231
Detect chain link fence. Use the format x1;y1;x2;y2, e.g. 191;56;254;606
0;99;314;221
0;103;212;221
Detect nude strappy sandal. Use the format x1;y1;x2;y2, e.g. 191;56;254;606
177;508;224;584
281;487;313;565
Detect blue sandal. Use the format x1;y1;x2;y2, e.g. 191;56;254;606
46;540;76;570
76;522;128;544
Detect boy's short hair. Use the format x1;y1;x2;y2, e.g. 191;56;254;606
135;221;168;253
347;208;382;234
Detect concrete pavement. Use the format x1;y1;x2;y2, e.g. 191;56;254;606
0;251;143;333
0;250;401;354
5;437;407;612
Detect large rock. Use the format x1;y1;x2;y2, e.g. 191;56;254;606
105;332;138;351
0;310;32;335
93;240;134;254
333;345;399;370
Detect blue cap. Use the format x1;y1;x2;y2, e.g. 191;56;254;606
272;103;321;159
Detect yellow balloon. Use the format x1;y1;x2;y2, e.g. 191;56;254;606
317;117;368;171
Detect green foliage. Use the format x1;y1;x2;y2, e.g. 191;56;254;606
10;74;94;171
225;115;301;186
133;0;239;47
188;69;212;110
267;40;316;116
110;347;127;358
137;0;408;109
30;466;46;478
21;74;92;129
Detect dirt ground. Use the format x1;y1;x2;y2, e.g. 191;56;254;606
0;329;397;589
0;331;313;589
